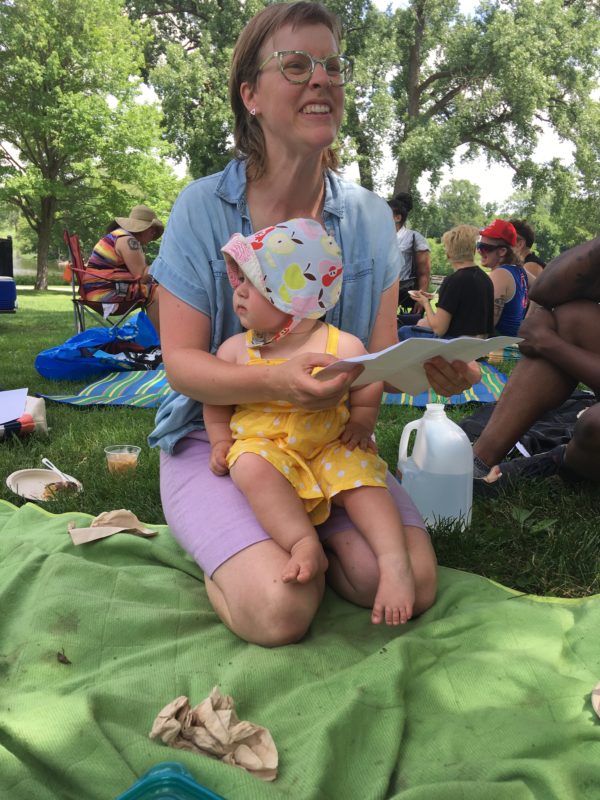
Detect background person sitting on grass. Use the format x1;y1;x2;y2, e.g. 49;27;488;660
388;192;431;319
477;219;528;337
510;218;546;278
473;235;600;491
399;224;494;341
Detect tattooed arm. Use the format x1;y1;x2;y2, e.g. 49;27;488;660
489;268;513;328
114;235;151;281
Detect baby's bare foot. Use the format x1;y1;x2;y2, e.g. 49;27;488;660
371;561;415;625
282;536;328;584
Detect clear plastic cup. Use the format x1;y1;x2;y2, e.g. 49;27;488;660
104;445;141;475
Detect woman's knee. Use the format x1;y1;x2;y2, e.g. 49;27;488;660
257;591;320;646
337;564;379;607
213;577;323;648
406;526;437;614
414;564;437;614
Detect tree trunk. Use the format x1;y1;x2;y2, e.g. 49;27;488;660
346;102;374;190
358;158;374;192
394;161;412;195
34;197;55;290
393;0;425;195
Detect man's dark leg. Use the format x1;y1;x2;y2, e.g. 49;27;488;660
474;300;600;478
565;403;600;481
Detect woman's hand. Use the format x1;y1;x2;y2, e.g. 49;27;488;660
423;357;481;395
274;352;363;410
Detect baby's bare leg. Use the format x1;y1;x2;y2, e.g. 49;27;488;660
335;486;415;624
229;453;328;584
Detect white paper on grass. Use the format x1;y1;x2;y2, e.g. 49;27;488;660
0;388;28;425
315;336;522;395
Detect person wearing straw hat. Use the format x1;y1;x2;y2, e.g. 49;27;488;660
83;204;164;333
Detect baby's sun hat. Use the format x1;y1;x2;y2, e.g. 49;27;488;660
221;218;343;346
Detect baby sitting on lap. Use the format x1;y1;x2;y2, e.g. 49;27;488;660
203;218;415;625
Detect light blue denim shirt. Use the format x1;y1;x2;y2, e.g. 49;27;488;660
149;159;400;453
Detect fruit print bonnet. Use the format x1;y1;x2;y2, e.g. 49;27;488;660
221;218;343;346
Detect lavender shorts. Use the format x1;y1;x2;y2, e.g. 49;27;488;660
160;431;426;577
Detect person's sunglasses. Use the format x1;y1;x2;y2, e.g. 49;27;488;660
258;50;353;86
476;242;503;253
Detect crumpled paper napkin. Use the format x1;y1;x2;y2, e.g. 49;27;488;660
592;681;600;719
67;509;157;545
149;687;278;781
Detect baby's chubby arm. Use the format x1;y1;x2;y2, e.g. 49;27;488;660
337;331;383;452
204;335;245;475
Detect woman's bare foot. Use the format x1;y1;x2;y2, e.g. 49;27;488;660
282;536;328;584
371;556;415;625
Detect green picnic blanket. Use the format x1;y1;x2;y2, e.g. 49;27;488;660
1;500;600;800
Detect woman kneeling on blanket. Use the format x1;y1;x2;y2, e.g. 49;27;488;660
149;1;480;646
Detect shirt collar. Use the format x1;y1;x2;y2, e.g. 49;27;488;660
215;159;345;221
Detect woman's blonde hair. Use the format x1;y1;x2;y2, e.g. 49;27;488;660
442;224;480;262
229;2;342;180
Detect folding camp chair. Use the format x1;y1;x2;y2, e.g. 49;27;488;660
63;229;147;333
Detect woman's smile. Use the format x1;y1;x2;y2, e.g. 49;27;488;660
249;23;344;157
300;102;332;115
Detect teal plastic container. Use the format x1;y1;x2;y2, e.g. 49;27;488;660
115;762;226;800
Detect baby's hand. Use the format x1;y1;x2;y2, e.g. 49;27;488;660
209;440;233;476
340;421;377;452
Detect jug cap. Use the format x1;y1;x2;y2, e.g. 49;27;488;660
425;403;446;415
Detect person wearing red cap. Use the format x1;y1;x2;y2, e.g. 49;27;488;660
472;235;600;492
477;219;528;337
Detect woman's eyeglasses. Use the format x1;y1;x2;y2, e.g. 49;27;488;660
476;242;504;253
258;50;353;86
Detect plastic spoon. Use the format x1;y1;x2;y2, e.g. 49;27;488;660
41;457;72;484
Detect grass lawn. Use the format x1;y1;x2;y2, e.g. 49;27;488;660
2;291;598;598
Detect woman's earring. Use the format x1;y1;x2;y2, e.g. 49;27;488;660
250;107;256;116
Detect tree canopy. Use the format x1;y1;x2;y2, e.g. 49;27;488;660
388;0;600;194
1;0;598;280
413;179;493;238
129;0;599;203
0;0;181;288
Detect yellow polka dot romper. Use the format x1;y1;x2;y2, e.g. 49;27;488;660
226;325;389;525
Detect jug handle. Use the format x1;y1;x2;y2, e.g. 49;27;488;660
398;419;420;461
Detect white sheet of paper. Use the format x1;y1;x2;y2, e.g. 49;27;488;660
0;388;28;425
315;336;521;395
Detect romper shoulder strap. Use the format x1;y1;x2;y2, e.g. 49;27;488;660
245;329;262;360
324;324;340;357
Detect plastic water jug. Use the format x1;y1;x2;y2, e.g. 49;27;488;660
397;403;473;529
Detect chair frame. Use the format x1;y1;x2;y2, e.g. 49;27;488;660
63;229;147;333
